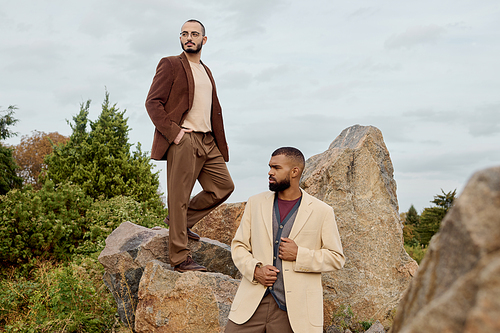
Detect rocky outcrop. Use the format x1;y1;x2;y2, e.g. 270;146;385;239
100;124;423;332
192;202;246;246
98;222;169;326
300;125;418;327
390;166;500;333
98;222;238;328
135;260;239;333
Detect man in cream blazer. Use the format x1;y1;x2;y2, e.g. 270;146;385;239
226;147;345;333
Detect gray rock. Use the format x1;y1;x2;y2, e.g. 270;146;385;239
98;221;238;328
324;326;343;333
390;166;500;333
134;260;240;333
98;222;169;325
190;237;242;279
300;125;418;327
365;320;386;333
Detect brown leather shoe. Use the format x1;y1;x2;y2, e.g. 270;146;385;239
163;216;200;241
187;228;200;241
174;256;207;273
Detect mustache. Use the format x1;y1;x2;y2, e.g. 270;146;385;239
269;176;276;181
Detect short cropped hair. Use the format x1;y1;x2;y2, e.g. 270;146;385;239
185;19;205;36
271;147;305;171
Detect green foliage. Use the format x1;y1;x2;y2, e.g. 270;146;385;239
77;196;167;255
404;244;427;264
0;144;23;195
360;320;375;330
0;181;93;265
402;205;420;247
431;189;456;212
402;222;419;247
0;106;22;195
0;105;19;140
403;189;456;252
0;257;117;332
415;206;446;246
44;91;162;210
405;205;419;226
330;304;374;333
415;189;455;246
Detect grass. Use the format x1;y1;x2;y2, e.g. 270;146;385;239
0;254;121;332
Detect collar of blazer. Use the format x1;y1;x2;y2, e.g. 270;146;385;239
178;53;195;111
260;188;314;244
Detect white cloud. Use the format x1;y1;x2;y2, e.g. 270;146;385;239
348;7;380;19
467;103;500;137
2;0;500;215
385;25;446;49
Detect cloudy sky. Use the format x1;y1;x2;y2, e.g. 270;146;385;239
2;0;499;213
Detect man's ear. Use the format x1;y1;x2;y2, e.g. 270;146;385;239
291;167;300;178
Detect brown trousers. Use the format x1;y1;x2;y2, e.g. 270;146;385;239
225;294;294;333
166;131;234;265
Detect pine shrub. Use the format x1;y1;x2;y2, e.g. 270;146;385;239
77;195;167;255
0;181;93;265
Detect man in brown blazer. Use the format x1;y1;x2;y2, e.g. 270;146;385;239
145;19;234;272
226;147;345;333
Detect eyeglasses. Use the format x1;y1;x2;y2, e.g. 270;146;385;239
180;31;202;38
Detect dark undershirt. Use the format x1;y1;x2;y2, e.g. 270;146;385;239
277;196;301;223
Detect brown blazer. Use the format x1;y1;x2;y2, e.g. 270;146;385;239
145;52;229;161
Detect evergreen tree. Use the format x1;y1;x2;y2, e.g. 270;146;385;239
415;189;456;246
431;189;456;213
405;205;420;226
403;204;420;245
44;92;162;208
0;106;22;195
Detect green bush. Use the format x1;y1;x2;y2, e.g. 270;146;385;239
77;195;167;255
43;93;163;210
330;304;374;333
0;177;167;264
404;244;427;264
0;256;117;332
0;181;93;265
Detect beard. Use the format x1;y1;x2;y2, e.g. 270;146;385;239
269;176;291;192
181;41;203;54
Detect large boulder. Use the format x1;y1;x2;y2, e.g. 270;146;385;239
390;166;500;333
135;260;239;333
98;222;169;326
300;125;418;328
192;202;246;246
98;222;238;328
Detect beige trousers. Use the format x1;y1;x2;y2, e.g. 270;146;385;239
166;131;234;265
225;294;294;333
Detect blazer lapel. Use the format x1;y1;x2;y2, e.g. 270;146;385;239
289;189;313;240
260;192;274;245
179;53;195;111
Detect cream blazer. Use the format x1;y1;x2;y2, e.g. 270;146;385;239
229;189;345;333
